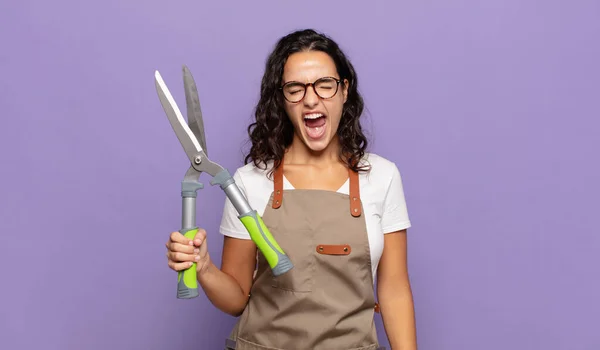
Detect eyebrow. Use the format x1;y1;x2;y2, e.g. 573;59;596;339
282;76;340;84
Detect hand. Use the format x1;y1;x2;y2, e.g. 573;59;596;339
165;228;211;276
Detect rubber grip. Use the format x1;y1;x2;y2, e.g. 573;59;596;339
239;210;293;276
177;227;199;299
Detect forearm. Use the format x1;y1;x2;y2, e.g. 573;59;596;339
378;284;417;350
198;260;249;316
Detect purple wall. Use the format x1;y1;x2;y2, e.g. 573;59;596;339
1;1;599;349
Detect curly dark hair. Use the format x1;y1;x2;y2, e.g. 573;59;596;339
244;28;370;175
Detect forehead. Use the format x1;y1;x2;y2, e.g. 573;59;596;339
282;51;338;83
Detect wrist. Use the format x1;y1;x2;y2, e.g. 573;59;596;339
196;254;215;283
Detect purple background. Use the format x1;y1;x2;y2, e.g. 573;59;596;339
1;1;599;349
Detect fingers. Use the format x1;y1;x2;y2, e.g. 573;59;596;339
169;231;194;246
192;228;207;247
167;259;195;271
196;232;208;257
167;249;199;262
166;230;207;272
166;249;200;272
166;241;196;255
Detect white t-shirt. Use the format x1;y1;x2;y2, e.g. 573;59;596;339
219;152;411;279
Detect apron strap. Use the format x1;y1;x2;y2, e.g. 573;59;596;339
271;160;362;217
348;169;361;217
272;162;284;209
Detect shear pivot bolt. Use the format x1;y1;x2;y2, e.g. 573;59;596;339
194;156;202;164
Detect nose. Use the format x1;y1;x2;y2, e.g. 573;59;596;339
303;84;319;108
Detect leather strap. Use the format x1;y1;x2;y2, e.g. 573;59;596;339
349;169;361;217
316;244;351;255
272;162;284;209
271;160;362;217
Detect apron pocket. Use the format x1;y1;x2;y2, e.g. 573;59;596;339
270;228;315;293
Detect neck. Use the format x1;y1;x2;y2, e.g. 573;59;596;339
285;134;342;167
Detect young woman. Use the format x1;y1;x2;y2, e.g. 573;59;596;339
165;29;417;350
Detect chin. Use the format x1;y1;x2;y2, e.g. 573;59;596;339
300;131;336;153
304;140;330;152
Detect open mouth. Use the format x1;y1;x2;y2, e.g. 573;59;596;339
304;112;327;140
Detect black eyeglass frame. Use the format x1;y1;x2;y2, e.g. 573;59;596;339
279;76;343;103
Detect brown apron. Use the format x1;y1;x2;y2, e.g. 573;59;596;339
225;162;385;350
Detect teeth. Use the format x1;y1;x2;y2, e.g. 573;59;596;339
304;113;323;120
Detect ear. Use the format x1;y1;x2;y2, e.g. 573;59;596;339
342;79;349;103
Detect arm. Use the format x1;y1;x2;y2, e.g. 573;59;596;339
197;236;257;317
377;229;417;350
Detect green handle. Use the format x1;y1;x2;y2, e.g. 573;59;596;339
239;210;293;276
177;227;199;299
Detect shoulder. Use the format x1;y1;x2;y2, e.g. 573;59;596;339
361;152;399;173
359;153;411;232
232;161;273;185
358;152;404;189
230;161;275;205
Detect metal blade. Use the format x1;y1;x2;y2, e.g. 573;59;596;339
183;65;208;156
155;70;203;162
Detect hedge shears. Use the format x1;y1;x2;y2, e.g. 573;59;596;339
154;65;293;299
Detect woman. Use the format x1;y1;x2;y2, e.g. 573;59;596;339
166;29;417;350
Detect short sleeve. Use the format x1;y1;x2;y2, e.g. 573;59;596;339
381;164;412;233
219;170;252;240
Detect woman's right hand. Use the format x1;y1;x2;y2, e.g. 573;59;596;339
164;230;257;316
165;229;211;276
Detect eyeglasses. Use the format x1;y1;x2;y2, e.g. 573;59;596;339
280;77;342;103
